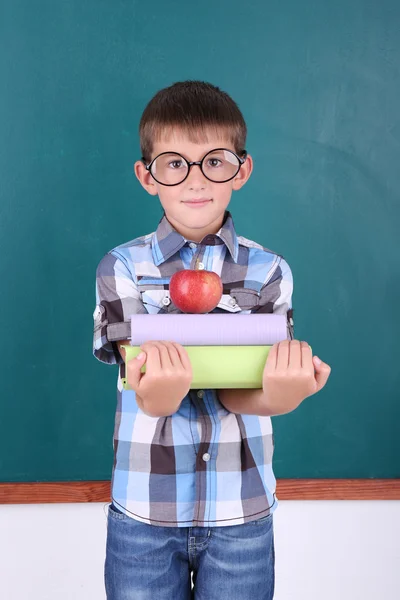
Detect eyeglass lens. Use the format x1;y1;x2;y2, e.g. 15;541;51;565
150;149;240;185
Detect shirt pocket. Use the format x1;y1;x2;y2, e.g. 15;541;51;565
137;278;173;314
228;287;261;311
215;287;261;314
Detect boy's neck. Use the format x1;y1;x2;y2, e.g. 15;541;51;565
164;211;227;243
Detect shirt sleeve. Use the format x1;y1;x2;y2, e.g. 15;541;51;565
254;256;294;340
93;250;147;365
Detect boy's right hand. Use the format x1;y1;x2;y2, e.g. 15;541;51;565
126;341;193;417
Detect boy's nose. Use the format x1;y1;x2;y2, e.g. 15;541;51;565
185;164;207;190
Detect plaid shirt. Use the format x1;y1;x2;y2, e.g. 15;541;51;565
93;210;294;527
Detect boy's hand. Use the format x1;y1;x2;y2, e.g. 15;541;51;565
262;340;331;413
126;341;193;417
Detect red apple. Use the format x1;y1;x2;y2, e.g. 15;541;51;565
169;269;223;313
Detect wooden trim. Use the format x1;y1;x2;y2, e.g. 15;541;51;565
0;481;111;504
276;479;400;500
0;479;399;504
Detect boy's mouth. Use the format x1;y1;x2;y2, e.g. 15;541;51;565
183;199;212;206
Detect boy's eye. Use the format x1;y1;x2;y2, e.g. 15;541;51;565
169;160;185;169
207;158;222;168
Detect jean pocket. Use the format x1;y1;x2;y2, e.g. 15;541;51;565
253;512;273;526
108;502;128;520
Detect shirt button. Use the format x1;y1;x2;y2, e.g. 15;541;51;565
189;242;197;249
197;390;204;398
197;262;205;270
162;296;171;306
202;453;211;462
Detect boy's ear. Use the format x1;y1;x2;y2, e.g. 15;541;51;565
134;160;158;196
231;153;253;191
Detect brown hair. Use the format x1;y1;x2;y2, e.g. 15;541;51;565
139;80;247;162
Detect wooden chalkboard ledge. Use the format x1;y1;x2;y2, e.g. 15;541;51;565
0;479;399;504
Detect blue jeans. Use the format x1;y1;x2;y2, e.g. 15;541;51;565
105;503;275;600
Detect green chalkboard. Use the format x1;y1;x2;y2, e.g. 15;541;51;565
1;0;399;483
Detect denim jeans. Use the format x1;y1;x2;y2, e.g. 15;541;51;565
105;503;275;600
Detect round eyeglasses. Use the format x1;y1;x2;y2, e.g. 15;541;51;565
141;148;248;186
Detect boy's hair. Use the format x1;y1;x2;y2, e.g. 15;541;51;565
139;80;247;162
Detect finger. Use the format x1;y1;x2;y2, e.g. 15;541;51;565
265;343;279;373
300;342;313;371
126;350;147;391
149;341;172;370
160;341;182;367
171;342;192;372
287;340;302;371
276;340;290;371
140;342;162;371
313;357;331;391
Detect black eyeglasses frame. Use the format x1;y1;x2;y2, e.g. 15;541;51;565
141;148;248;186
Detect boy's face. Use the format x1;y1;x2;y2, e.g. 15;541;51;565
134;128;253;242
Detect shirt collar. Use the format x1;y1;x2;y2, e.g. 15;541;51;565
151;209;239;266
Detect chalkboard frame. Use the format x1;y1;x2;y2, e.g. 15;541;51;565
0;480;399;503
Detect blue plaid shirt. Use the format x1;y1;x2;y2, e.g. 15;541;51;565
93;210;294;527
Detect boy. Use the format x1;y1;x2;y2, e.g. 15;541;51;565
93;80;331;599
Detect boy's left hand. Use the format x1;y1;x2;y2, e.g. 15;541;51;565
262;340;331;413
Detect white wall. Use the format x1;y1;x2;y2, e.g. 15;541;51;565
1;501;399;600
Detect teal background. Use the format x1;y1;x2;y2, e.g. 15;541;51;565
1;0;399;482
